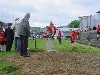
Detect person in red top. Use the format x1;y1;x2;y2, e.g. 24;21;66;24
47;22;53;35
70;30;76;47
0;23;6;52
57;30;62;44
96;25;100;39
47;22;57;39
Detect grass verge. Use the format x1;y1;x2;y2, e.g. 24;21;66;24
0;61;21;75
53;39;100;56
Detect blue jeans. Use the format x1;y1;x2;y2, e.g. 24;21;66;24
15;37;21;52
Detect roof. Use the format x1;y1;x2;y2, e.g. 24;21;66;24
58;28;80;32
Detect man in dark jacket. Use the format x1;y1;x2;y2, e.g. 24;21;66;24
5;23;14;52
18;13;30;57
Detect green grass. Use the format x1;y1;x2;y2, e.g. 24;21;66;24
0;39;47;75
0;38;100;56
0;43;19;57
28;39;47;52
52;39;71;51
0;61;16;72
0;61;22;75
53;39;100;56
0;39;47;57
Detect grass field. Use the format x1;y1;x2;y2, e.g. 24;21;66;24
28;39;48;52
53;39;100;56
0;39;100;75
0;38;100;58
1;38;100;56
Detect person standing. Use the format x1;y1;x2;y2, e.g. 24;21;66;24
5;23;14;52
70;30;76;47
57;30;62;44
93;26;96;30
18;13;30;57
96;25;100;40
12;18;21;52
0;23;6;52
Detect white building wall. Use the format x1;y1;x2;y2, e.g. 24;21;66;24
57;27;79;39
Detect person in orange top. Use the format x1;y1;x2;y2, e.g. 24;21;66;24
0;23;6;52
47;22;54;39
47;22;58;39
70;30;76;47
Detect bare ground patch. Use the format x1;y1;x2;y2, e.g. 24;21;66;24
2;51;100;75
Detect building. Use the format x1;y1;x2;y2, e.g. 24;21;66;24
57;27;80;39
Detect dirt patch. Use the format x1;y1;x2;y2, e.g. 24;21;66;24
45;40;55;52
3;51;100;75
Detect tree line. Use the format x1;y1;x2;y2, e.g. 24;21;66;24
67;20;80;28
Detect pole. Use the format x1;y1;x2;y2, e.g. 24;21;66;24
34;34;36;48
93;15;95;26
98;13;100;25
35;38;36;48
96;11;100;26
90;15;92;27
78;16;83;30
87;16;88;26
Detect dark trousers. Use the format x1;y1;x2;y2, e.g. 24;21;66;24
15;37;21;52
6;40;13;52
58;38;61;44
20;36;28;56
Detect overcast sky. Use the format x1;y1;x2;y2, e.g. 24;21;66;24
0;0;100;27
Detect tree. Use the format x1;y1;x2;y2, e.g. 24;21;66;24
0;21;4;24
68;20;80;28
